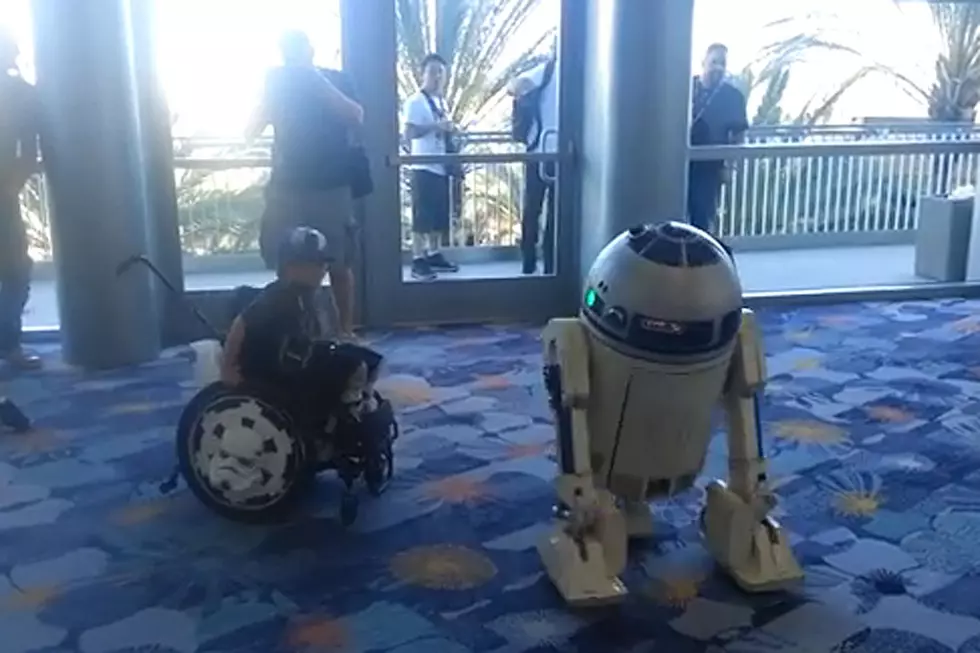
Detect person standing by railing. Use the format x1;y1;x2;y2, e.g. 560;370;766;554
246;29;363;340
402;53;461;281
0;30;41;371
509;43;558;275
689;43;748;237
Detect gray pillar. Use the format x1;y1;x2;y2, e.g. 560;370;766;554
576;0;694;272
129;0;187;348
341;0;402;327
32;0;161;368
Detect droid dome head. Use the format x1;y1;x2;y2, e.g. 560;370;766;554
581;221;742;363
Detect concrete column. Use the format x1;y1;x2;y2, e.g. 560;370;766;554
340;0;401;327
129;0;188;348
576;0;694;272
32;0;161;368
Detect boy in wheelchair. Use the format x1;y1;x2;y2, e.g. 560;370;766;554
219;226;396;491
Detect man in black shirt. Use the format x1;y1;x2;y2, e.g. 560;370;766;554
0;31;41;370
247;30;364;340
221;226;381;413
689;43;749;235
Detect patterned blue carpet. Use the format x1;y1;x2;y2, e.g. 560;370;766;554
4;300;980;652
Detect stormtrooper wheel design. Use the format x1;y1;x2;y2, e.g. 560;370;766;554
176;383;311;523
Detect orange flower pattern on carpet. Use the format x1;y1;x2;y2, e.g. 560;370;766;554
3;585;62;611
865;405;914;424
504;441;552;460
423;475;490;504
285;615;349;650
390;545;497;590
773;420;847;444
646;574;705;609
110;498;175;526
472;375;513;390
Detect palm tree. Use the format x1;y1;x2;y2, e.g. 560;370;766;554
755;1;980;123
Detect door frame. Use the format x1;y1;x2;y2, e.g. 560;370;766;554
341;0;583;328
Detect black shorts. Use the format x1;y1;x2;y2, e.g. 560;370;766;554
410;169;450;234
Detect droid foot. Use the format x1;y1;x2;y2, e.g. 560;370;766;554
537;528;628;607
623;500;654;539
701;480;803;593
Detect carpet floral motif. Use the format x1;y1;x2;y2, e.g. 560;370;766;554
3;299;980;651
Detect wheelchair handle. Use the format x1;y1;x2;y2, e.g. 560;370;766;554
116;253;223;341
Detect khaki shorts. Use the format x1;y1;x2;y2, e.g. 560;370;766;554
260;185;357;268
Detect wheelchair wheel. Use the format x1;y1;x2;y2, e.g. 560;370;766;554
176;382;313;523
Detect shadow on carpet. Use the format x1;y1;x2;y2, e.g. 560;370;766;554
4;300;980;652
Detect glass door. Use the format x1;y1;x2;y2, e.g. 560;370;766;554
346;0;579;326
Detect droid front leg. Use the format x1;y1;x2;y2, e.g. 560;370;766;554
703;310;803;592
539;319;629;607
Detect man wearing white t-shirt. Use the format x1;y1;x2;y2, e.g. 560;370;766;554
402;54;460;281
509;51;558;275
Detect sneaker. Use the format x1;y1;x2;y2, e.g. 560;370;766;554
3;348;42;371
426;252;459;273
410;257;437;281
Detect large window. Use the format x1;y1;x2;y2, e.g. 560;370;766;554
154;0;343;288
395;0;560;282
692;0;979;294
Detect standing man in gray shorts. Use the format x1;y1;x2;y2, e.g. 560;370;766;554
247;30;364;339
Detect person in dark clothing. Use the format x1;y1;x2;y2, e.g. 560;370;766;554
221;226;382;416
509;46;558;275
247;29;364;340
689;43;748;235
0;31;41;371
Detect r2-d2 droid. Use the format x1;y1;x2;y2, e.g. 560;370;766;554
539;222;802;606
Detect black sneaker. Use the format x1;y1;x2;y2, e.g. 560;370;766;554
426;252;459;273
411;257;437;281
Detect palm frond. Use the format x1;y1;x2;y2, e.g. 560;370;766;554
757;2;980;122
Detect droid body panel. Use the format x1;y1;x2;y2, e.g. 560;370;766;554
539;222;802;607
585;336;731;501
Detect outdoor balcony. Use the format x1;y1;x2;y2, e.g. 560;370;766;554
19;123;979;330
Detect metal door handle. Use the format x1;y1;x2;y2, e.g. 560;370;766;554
539;129;559;183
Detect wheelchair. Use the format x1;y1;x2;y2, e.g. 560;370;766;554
117;255;399;526
176;375;397;526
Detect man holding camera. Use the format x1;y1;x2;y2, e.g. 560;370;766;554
402;53;461;282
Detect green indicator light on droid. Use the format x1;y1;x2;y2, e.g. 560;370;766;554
585;288;598;307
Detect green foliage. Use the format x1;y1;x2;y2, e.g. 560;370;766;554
175;167;267;256
395;0;554;127
757;1;980;123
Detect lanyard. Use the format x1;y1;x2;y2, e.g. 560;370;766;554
692;79;722;125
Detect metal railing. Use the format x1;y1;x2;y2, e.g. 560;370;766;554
690;140;980;241
20;124;980;263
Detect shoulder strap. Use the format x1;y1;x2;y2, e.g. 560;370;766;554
420;91;445;119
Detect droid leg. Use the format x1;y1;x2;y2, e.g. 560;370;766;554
703;309;803;592
539;319;629;607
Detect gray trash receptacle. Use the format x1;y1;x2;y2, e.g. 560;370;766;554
915;195;974;282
